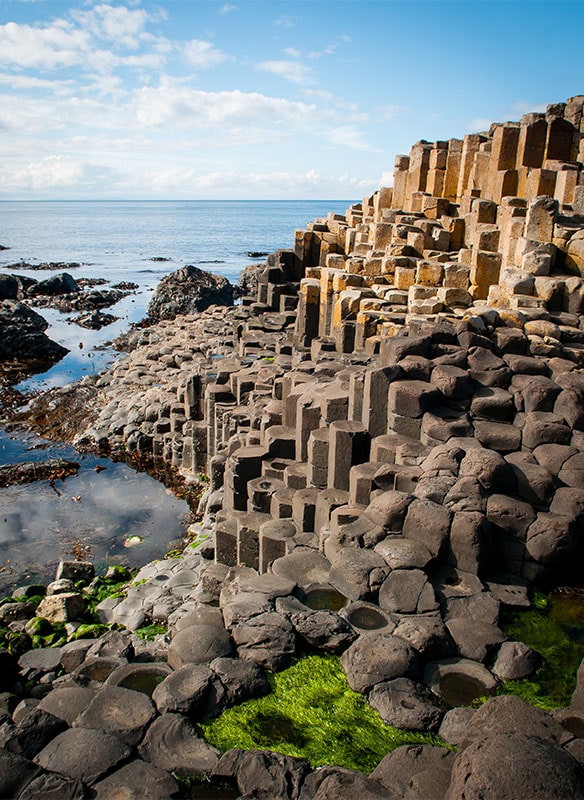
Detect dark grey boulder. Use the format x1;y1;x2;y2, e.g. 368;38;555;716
486;493;535;539
521;411;572;449
73;685;156;745
138;712;219;775
92;759;180;799
213;748;310;800
393;615;455;660
368;678;444;731
18;647;63;678
167;623;232;669
17;771;85;799
526;512;576;566
491;640;541;680
271;548;332;586
459;694;567;749
289;609;357;653
328;548;389;602
533;443;578;475
28;272;79;296
371;743;455;798
231;611;296;671
299;767;391;799
37;686;98;725
209;656;271;705
374;537;433;570
1;708;66;759
152;663;223;716
0;750;40;799
558;453;584;487
86;629;134;660
438;707;476;745
458;448;514;492
445;733;584;799
378;569;438;614
366;490;413;531
402;498;452;557
34;727;131;785
445;618;505;663
341;633;420;692
147;265;234;321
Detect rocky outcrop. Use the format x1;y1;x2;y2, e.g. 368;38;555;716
147;264;234;322
0;301;68;365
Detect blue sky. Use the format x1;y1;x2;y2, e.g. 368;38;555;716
0;0;582;199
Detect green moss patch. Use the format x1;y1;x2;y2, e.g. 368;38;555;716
500;592;584;710
201;654;448;773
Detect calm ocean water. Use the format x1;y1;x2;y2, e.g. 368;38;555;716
0;200;352;391
0;200;353;588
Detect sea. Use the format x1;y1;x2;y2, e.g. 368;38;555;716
0;199;353;591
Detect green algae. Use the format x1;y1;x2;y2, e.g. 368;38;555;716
134;623;167;640
499;591;584;710
201;654;449;774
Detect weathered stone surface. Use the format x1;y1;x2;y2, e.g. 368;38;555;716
35;727;131;785
0;300;68;363
445;733;584;799
152;663;219;716
139;713;219;775
37;686;98;725
371;744;455;798
341;633;420;692
93;759;180;800
73;685;156;745
167;623;232;669
368;678;444;731
213;748;310;800
209;656;271;705
17;771;85;800
231;611;296;671
1;709;66;760
147;264;233;321
0;750;40;799
378;569;438;614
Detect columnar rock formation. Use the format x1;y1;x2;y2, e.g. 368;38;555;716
9;94;584;799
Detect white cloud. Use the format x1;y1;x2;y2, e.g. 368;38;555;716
379;104;401;121
256;59;314;85
466;118;492;132
184;39;229;69
0;20;91;69
282;47;301;58
71;4;150;50
512;99;547;115
132;84;318;129
0;155;118;191
219;4;237;13
274;15;295;28
326;125;380;152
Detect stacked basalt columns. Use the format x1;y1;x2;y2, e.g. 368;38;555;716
291;96;584;359
196;97;584;590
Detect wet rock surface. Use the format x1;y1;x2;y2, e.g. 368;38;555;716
147;264;234;321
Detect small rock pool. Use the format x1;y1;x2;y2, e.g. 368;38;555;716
0;428;192;595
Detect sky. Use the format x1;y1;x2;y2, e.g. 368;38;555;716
0;0;583;200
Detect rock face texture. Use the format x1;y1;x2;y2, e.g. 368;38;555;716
0;300;68;364
147;264;234;321
7;94;584;799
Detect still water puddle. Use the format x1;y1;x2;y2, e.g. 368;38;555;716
0;430;191;594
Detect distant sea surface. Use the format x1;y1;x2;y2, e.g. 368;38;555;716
0;200;353;392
